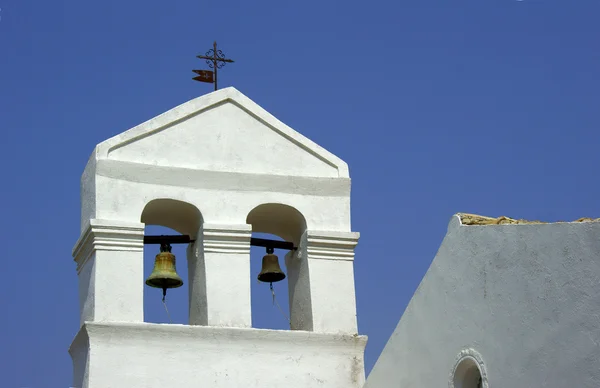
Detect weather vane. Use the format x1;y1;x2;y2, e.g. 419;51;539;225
193;41;234;91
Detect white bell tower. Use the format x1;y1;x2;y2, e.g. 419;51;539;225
69;88;367;388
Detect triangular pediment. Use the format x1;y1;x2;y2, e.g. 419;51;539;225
96;88;348;178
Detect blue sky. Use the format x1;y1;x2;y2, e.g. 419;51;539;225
2;0;600;386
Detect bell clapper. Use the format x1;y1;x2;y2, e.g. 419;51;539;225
162;286;167;302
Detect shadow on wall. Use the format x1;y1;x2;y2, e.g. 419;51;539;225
246;203;307;246
141;198;202;236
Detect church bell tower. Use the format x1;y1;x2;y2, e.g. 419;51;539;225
69;88;366;388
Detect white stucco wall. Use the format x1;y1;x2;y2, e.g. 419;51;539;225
70;322;367;388
364;215;600;388
71;87;366;387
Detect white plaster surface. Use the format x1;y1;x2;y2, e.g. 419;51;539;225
187;223;253;327
72;219;145;326
99;89;348;177
364;215;600;388
71;87;365;387
69;322;367;388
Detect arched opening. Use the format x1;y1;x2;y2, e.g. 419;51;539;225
141;199;202;324
247;203;307;330
143;225;189;324
250;232;291;330
453;356;483;388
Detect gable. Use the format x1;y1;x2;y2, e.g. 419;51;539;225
96;88;348;178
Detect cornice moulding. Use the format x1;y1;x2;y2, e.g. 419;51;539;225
202;224;252;254
306;231;360;261
73;321;368;350
73;219;145;272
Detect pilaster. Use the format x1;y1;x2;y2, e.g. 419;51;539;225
188;223;252;327
72;219;145;326
305;231;360;334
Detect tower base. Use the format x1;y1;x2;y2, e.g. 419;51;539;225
69;322;367;388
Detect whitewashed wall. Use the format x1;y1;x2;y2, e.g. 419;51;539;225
365;215;600;388
70;322;366;388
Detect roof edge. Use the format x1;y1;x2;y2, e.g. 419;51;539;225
455;212;600;226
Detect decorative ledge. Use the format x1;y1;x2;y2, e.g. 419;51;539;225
202;224;252;254
72;219;145;272
72;321;368;351
458;213;600;226
306;231;360;261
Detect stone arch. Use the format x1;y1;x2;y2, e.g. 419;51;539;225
141;198;203;237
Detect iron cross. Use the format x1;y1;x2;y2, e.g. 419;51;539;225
195;41;235;91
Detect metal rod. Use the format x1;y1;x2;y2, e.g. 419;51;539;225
144;235;193;245
213;41;218;91
143;235;297;251
196;56;234;63
250;238;296;251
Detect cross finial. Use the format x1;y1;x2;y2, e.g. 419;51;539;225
193;41;235;91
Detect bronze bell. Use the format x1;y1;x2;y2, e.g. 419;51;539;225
257;247;286;283
145;243;183;297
